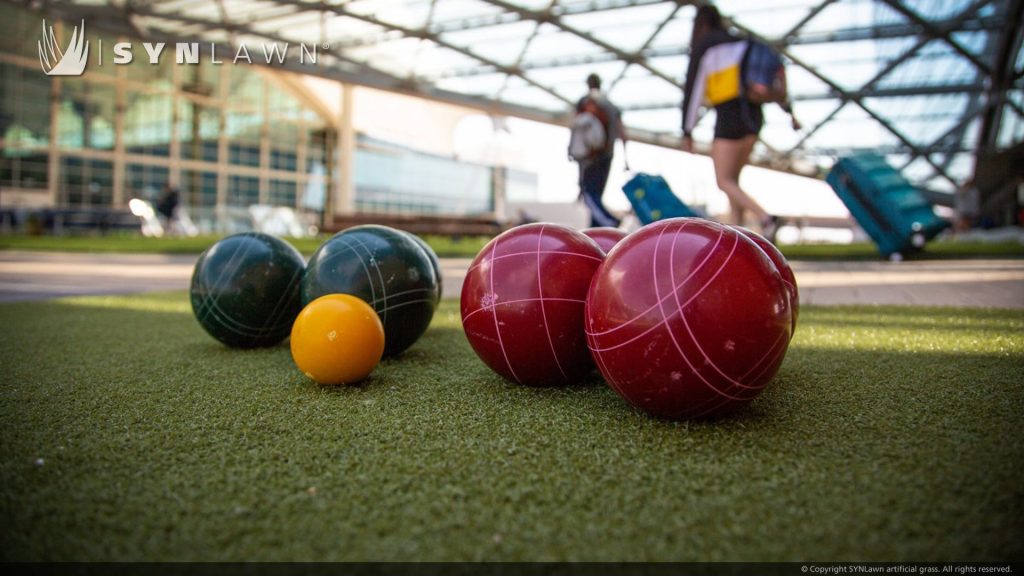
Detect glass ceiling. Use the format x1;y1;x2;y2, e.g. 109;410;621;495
41;0;1024;192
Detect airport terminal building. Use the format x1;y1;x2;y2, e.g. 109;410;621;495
0;2;532;233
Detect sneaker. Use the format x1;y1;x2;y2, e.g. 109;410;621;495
761;215;780;243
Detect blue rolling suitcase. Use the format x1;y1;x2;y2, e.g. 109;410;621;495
826;153;949;258
622;173;704;225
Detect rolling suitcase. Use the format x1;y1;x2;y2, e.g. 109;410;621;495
622;173;704;225
826;153;949;258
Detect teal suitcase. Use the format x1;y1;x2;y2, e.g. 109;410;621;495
622;173;704;225
826;153;949;258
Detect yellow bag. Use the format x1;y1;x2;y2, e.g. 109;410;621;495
705;64;741;106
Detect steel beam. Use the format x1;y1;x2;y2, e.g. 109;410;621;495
607;0;683;94
494;0;559;102
431;16;1004;79
878;0;993;77
725;17;963;187
265;0;576;107
618;82;994;113
476;0;688;91
787;14;1003;46
978;0;1024;152
782;0;836;42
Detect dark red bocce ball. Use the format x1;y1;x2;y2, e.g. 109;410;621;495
581;227;628;255
585;218;793;419
461;223;605;386
735;227;799;337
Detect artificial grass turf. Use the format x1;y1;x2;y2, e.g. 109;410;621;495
1;294;1022;561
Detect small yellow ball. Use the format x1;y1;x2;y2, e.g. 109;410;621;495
290;294;385;385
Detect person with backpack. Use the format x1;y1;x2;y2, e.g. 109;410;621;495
569;73;628;228
680;4;799;242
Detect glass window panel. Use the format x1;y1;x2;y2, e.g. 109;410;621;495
439;20;537;68
269;121;300;171
123;92;173;156
647;10;695;50
345;37;424;78
226;68;265;111
647;55;689;84
561;3;678;53
125;163;170;204
267;82;303;120
795;0;908;36
60;157;114;207
180;169;218;208
724;1;822;39
505;167;539;203
434;73;507;98
499;81;571;113
521;25;599;63
125;49;175;90
0;152;48;190
354;139;492;215
226;107;263;167
180;62;221;98
1;63;51;149
430;0;506;25
875;47;980;89
178;99;221;162
58;79;116;151
252;11;322;36
153;0;221;19
0;2;47;55
269;179;297;207
413;44;485;80
306;128;328;171
228;174;260;206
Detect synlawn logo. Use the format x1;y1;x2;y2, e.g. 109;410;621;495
38;19;89;76
36;19;321;77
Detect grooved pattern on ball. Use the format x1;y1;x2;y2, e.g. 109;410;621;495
190;232;306;349
303;225;439;357
461;223;605;387
582;227;628;255
735;226;800;337
586;218;792;419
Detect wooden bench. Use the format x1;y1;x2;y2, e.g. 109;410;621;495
2;208;143;235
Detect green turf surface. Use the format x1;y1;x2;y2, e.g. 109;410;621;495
1;294;1022;561
2;233;1022;261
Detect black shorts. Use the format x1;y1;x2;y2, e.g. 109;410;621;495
714;98;763;140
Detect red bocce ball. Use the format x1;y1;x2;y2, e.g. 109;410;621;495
581;227;628;255
461;223;605;386
735;227;799;337
585;218;793;419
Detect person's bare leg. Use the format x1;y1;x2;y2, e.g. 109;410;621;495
729;198;746;227
711;135;767;222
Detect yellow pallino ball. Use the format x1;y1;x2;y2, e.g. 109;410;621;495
290;294;385;385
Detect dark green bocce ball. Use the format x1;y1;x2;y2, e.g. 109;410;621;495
190;233;306;348
403;231;443;304
302;225;439;357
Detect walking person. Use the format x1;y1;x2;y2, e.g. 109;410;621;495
681;4;798;241
570;73;628;228
155;183;180;236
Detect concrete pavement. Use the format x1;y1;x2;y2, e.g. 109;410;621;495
1;250;1022;308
